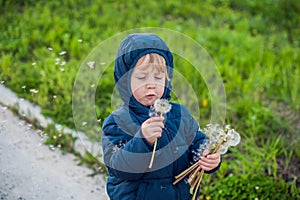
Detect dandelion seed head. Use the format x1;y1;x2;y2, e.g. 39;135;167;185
227;129;241;146
193;139;210;162
217;144;228;154
202;124;240;155
154;99;172;114
149;99;171;117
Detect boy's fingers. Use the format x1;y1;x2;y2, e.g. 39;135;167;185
150;116;165;122
150;122;164;129
207;153;220;159
202;150;210;156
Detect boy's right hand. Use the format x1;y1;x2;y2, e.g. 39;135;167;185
141;116;164;144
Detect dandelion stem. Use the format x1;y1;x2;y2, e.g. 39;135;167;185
188;165;201;184
192;169;204;188
212;138;223;154
148;139;157;169
191;170;203;200
173;162;199;185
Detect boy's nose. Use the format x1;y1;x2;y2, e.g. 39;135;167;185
146;82;156;89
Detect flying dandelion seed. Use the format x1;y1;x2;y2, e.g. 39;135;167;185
49;145;56;151
87;61;95;69
48;47;53;51
59;51;67;56
90;84;95;88
32;62;37;66
21;85;26;89
29;89;38;94
82;121;87;126
78;39;83;42
55;58;61;65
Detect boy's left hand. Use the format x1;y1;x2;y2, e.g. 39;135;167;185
198;150;221;171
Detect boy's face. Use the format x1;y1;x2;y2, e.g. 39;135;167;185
130;62;166;107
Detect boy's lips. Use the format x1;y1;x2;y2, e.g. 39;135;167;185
146;94;156;99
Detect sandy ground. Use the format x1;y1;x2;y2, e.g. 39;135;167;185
0;105;108;200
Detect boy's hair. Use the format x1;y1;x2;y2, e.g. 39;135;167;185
135;53;169;80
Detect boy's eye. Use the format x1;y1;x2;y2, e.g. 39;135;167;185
155;76;164;80
136;76;146;80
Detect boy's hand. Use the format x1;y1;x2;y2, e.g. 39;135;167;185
141;116;164;144
198;150;221;171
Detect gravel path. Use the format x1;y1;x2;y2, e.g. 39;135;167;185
0;105;108;200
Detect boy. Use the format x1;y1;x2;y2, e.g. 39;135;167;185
102;33;221;200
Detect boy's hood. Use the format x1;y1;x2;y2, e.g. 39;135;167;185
114;33;174;117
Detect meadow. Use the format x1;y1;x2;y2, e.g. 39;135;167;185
0;0;299;198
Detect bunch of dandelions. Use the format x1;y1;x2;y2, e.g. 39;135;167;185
148;99;172;168
173;124;241;200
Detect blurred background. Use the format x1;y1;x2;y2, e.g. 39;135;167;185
0;0;299;199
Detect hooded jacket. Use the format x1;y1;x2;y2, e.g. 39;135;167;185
102;33;220;200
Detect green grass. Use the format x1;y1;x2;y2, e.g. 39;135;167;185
0;0;299;198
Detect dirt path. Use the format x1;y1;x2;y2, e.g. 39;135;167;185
0;105;108;200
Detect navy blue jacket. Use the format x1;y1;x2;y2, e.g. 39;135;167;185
102;33;220;200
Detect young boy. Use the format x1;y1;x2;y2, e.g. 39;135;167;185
102;33;221;200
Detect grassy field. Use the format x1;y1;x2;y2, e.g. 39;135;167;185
1;0;299;198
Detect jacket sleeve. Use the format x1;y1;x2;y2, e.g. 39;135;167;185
102;115;153;181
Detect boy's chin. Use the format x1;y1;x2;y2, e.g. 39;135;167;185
140;99;157;107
